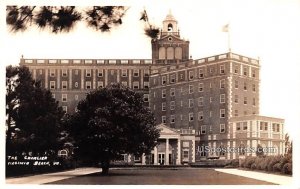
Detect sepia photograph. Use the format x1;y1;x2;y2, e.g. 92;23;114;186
3;0;300;187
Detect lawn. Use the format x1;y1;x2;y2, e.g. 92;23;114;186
47;167;275;185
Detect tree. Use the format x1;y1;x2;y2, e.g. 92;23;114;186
6;6;127;33
66;84;160;174
284;133;292;155
6;65;65;156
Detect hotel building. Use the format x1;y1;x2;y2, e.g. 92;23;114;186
20;12;284;164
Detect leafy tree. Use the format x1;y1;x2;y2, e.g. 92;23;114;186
284;133;292;155
6;65;65;156
140;9;160;39
66;84;160;174
6;6;127;33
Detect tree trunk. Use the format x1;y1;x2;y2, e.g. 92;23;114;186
101;160;110;175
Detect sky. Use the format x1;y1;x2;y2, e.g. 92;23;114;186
1;0;300;187
2;0;300;138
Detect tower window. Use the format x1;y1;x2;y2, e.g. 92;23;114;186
167;23;173;32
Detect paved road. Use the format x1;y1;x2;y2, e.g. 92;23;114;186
215;168;292;185
6;167;100;184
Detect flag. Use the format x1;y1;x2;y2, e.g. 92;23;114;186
222;24;229;32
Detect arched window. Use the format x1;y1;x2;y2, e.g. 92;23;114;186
168;23;173;32
175;47;182;59
159;47;166;60
167;47;174;60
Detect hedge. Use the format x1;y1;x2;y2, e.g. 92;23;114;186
240;155;292;175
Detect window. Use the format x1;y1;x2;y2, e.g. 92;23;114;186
244;82;247;90
252;84;256;92
243;122;248;130
144;69;149;77
50;69;55;77
62;70;67;77
170;88;175;96
144;82;149;89
162;89;166;98
189;70;194;80
75;69;79;75
121;69;127;77
235;80;239;89
170;74;175;83
74;82;79;88
143;94;149;102
153;91;156;98
220;109;225;118
220;65;225;74
209;67;214;74
272;123;280;132
133;82;139;89
62;81;67;89
122;81;127;87
234;95;239;103
170;101;175;110
198;97;204;106
189;113;194;122
201;125;206;134
198;111;203;120
236;123;241;130
62;94;67;102
162;76;167;85
252;69;256;77
170;115;175;123
253;98;256;106
98;69;103;77
234;65;239;74
220;124;225;133
62;106;67;113
86;69;91;77
199;69;204;78
75;95;79;101
243;66;248;76
244;97;248;105
86;81;92;89
234;110;239;117
133;69;139;77
162;102;166;111
220;94;225;103
189;85;194;94
189;99;194;108
183;150;189;159
220;79;225;89
49;81;55;89
162;116;166;124
198;83;204;92
260;122;268;131
98;81;104;88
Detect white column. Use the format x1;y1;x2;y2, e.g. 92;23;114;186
128;69;132;88
166;138;169;165
154;146;158;165
33;69;36;80
176;139;181;165
142;153;146;165
192;139;196;162
104;69;108;87
69;69;72;90
81;69;84;89
57;69;60;89
117;69;120;83
233;141;236;159
45;69;48;89
92;68;96;89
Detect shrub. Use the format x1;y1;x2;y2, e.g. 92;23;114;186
273;162;282;172
282;163;292;175
250;163;256;170
267;156;281;172
244;157;256;169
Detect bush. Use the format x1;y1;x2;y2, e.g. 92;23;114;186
244;157;256;169
250;163;256;170
282;163;292;175
273;162;282;172
267;155;281;172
